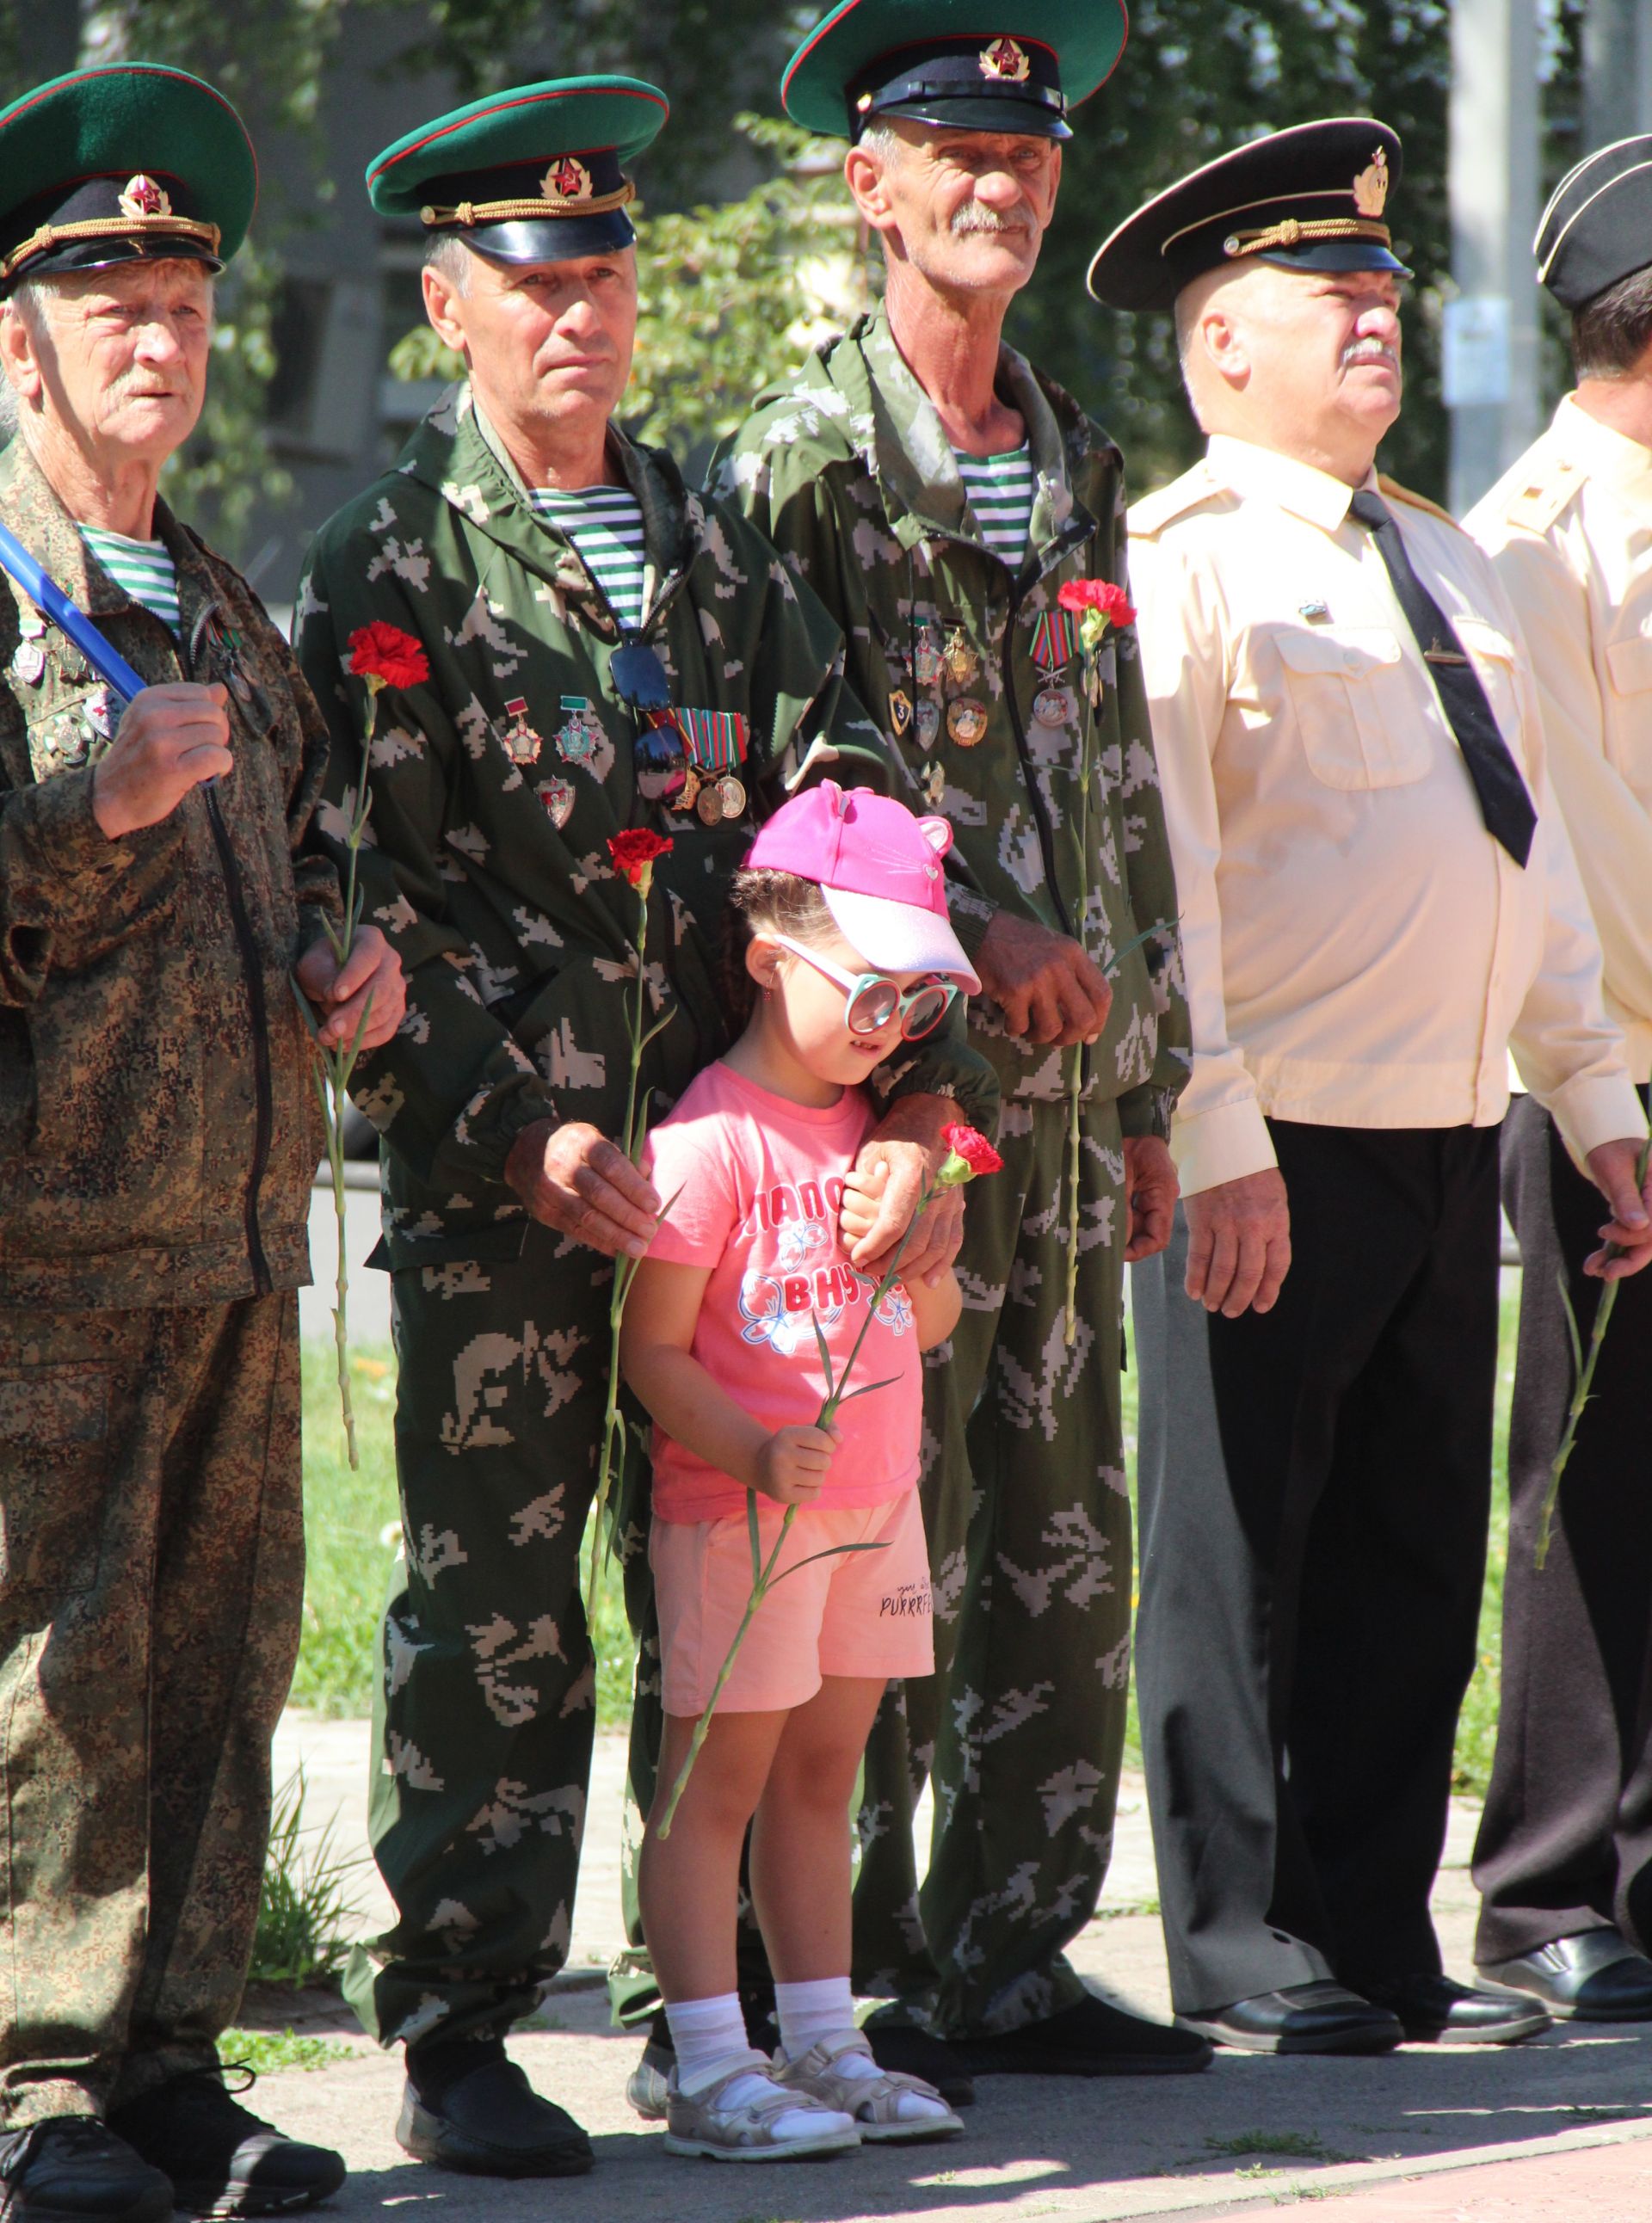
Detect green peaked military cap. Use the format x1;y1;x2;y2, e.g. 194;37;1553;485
367;77;669;265
0;62;256;291
782;0;1127;142
1087;117;1410;312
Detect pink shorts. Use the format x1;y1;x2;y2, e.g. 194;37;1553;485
650;1490;934;1716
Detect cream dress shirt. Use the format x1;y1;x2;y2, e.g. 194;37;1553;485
1128;433;1642;1198
1467;396;1652;1087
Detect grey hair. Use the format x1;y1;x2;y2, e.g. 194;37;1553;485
422;232;474;296
854;117;903;162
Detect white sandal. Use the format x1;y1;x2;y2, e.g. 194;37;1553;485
774;2032;965;2144
662;2051;861;2161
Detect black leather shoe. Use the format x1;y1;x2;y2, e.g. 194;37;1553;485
1176;1980;1403;2055
859;2019;976;2106
398;2051;592;2178
0;2119;174;2223
952;1993;1212;2076
1359;1973;1550;2045
108;2071;345;2217
1478;1931;1652;2022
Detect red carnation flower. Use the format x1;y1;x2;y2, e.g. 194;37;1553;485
608;828;675;891
1057;578;1137;629
348;621;430;692
940;1123;1003;1183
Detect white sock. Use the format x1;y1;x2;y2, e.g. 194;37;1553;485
776;1976;856;2060
665;1993;750;2094
777;1977;949;2122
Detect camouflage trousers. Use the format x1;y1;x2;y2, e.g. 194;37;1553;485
610;1094;1133;2038
344;1228;620;2051
851;1093;1131;2036
0;1292;303;2128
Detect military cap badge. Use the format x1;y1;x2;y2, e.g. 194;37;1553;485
1352;148;1389;219
118;174;172;220
979;37;1031;82
544;156;592;203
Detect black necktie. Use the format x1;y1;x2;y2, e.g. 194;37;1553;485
1347;489;1537;868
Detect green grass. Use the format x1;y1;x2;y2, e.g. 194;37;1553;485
219;2029;354;2076
299;1284;1522;1783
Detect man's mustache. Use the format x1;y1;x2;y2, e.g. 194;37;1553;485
951;203;1034;239
1341;337;1400;373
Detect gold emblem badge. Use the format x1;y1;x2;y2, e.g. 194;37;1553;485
118;175;172;220
1353;147;1390;219
979;35;1031;81
543;156;592;203
946;697;988;747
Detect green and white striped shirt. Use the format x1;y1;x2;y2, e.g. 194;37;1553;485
529;485;648;631
80;525;182;637
954;443;1037;565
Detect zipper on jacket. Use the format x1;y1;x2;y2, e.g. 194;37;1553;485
190;596;274;1296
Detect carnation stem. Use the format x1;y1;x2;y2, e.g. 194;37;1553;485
1535;1130;1652;1568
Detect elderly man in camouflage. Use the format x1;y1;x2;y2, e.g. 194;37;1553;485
706;0;1201;2090
0;63;404;2223
295;76;995;2179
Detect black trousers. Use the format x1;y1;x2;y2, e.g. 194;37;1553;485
1132;1121;1500;2014
1473;1088;1652;1964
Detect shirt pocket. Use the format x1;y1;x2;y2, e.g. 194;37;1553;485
1604;629;1652;782
1453;617;1526;758
1272;625;1422;789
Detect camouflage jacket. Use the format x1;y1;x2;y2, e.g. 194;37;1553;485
295;383;995;1273
0;439;340;1310
711;309;1191;1130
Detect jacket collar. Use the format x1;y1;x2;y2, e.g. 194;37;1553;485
398;380;707;629
1204;433;1375;534
1552;391;1652;520
820;306;1100;569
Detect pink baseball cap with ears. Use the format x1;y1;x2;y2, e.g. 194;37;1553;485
744;780;981;993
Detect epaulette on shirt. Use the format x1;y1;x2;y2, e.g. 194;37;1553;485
1498;452;1586;535
1377;474;1463;531
1129;459;1221;538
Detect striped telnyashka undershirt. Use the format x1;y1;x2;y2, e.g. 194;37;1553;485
529;484;648;630
80;525;182;637
954;443;1037;565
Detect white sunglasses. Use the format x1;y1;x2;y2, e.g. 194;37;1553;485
770;933;959;1040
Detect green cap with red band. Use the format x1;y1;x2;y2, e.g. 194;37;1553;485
781;0;1127;143
0;63;256;291
366;77;669;266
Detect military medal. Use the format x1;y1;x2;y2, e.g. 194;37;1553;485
86;687;114;741
12;642;43;685
696;782;725;825
539;775;575;828
921;760;946;809
943;626;979;686
669;707;749;825
889;687;913;738
1029;607;1081;727
914;628;944;687
947;697;988;746
555;694;604;766
715;774;747;820
679;764;703;810
1033;683;1076;727
915;699;941;748
497;695;542;766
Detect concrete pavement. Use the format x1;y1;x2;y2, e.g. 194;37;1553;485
251;1713;1652;2219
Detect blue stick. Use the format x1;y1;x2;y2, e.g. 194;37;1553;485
0;517;147;705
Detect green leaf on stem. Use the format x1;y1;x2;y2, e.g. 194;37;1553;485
811;1313;835;1401
1557;1269;1584;1384
834;1375;902;1403
746;1485;761;1584
769;1538;892;1583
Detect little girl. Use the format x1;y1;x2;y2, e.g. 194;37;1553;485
621;782;977;2161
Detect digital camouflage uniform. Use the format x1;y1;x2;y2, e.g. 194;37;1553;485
0;438;339;2125
294;381;995;2054
710;308;1191;2035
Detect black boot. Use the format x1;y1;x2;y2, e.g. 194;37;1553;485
0;2118;174;2223
399;2038;591;2178
108;2069;345;2216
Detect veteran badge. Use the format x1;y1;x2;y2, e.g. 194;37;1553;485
943;626;979;686
539;775;575;828
914;628;944;687
12;641;43;685
915;699;941;748
889;687;913;737
1033;682;1076;727
947;697;988;747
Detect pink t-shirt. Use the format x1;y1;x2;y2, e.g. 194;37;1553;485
640;1061;923;1524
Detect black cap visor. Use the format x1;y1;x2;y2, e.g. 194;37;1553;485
1255;238;1411;282
10;231;225;286
871;92;1070;140
457;207;636;266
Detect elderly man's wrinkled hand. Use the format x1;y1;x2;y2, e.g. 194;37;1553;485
1184;1166;1291;1316
845;1093;966;1284
1583;1136;1652;1280
90;682;234;839
1122;1135;1179;1263
505;1118;663;1259
974;907;1113;1047
296;926;406;1053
